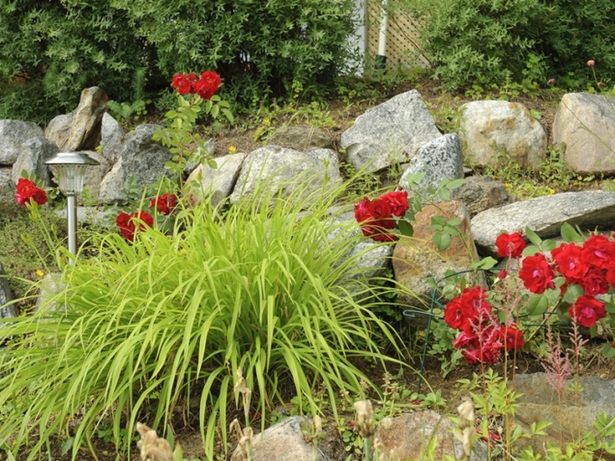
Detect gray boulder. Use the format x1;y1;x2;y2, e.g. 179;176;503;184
0;168;20;215
512;373;615;452
376;411;488;461
184;152;247;207
553;92;615;174
451;175;515;217
471;190;615;256
45;86;108;152
98;124;173;204
229;146;342;205
230;416;325;461
340;89;442;173
459;100;546;167
0;120;44;166
400;133;463;192
0;262;18;321
393;201;482;308
100;113;125;163
11;136;59;185
268;125;333;151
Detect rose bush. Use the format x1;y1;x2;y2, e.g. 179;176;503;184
15;178;47;207
441;225;615;366
354;189;412;242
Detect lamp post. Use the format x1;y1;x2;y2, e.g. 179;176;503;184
45;152;100;264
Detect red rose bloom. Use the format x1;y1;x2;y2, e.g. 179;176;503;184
495;232;526;258
552;243;586;284
444;286;491;331
578;268;609;297
195;71;222;100
380;190;409;217
581;234;615;271
370;197;393;220
568;295;607;328
150;193;178;216
519;254;555;294
501;324;524;351
171;73;193;95
15;178;48;206
116;210;154;241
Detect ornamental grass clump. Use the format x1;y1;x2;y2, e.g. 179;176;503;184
0;178;406;460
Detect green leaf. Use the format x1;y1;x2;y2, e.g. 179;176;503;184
397;219;413;237
433;232;451;251
471;256;498;270
542;239;557;251
521;245;541;256
222;108;234;123
562;284;583;304
445;178;465;190
603;342;615;358
560;222;583;243
524;227;542;246
61;437;74;456
526;293;548;316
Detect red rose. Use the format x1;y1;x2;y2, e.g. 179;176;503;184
380;190;409;217
444;286;491;331
495;232;526;258
578;268;609;297
15;178;48;206
116;210;154;241
519;254;555;294
501;324;524;351
581;234;615;271
150;193;178;216
370;197;393;220
452;330;477;349
568;295;607;327
195;70;222;100
171;73;193;95
552;243;586;284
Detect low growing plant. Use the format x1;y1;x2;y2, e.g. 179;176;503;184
0;175;409;460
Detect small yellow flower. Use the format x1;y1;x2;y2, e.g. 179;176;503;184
228;145;237;154
263;118;271;126
577;175;583;181
549;188;555;194
36;269;45;278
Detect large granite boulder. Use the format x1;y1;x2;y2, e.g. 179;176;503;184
184;152;247;207
230;417;325;461
0;262;18;321
459;100;546;168
393;201;482;308
553;92;615;174
100;112;125;163
376;411;488;461
340;90;442;173
0;120;44;166
512;373;615;452
11;136;59;186
98;124;173;204
0;168;20;215
451;175;515;217
471;190;615;256
45;86;108;152
400;133;464;192
229;146;342;205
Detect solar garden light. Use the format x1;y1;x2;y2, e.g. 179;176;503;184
45;152;100;264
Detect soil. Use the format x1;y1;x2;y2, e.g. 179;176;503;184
11;79;615;461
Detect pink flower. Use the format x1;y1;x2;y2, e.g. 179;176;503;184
587;60;595;67
547;78;555;85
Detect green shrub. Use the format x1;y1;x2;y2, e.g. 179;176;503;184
0;180;407;460
105;0;360;106
410;0;551;91
407;0;615;91
0;0;159;124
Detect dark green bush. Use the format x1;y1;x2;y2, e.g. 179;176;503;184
411;0;615;91
112;0;359;106
411;0;551;90
0;0;358;124
0;0;158;125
